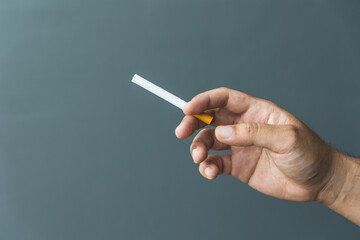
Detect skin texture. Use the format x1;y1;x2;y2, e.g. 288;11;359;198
175;87;360;225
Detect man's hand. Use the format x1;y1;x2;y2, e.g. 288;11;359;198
175;87;334;201
175;88;360;226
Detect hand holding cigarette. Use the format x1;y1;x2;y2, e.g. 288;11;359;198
176;87;360;226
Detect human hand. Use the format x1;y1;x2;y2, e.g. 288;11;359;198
175;87;336;202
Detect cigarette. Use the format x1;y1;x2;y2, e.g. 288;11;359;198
131;74;213;125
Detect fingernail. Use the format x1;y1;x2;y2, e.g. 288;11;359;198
205;167;216;178
192;149;200;162
217;126;232;139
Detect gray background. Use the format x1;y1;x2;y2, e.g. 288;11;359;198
0;0;359;239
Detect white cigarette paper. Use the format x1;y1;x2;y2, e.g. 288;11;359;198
131;74;187;109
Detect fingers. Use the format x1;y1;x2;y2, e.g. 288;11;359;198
209;108;238;126
198;154;232;180
175;115;206;139
183;87;255;115
190;129;229;163
215;123;299;153
175;108;237;139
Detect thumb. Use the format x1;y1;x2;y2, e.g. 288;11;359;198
215;123;299;152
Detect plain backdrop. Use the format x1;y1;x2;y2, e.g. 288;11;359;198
0;0;359;239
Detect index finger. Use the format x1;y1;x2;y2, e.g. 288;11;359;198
183;87;255;115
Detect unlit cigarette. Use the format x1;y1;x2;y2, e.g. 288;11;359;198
131;74;213;125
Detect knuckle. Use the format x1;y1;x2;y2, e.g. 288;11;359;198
199;128;211;135
259;99;275;107
194;129;211;142
219;87;229;91
191;129;212;151
239;123;259;140
285;125;301;148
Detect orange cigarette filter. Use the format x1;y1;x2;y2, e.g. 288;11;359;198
194;114;213;125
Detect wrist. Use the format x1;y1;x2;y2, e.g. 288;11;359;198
316;150;349;206
316;150;360;224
